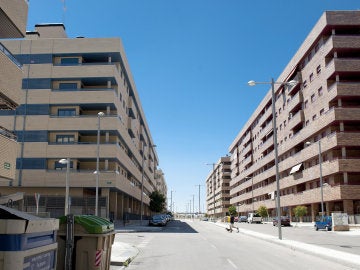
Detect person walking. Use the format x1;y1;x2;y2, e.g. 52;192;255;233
229;215;239;233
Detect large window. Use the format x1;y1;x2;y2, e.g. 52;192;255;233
60;57;80;65
58;109;76;117
56;135;75;144
59;83;78;90
55;161;74;170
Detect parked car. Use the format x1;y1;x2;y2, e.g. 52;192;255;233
238;216;248;223
149;214;167;226
273;216;291;227
247;213;262;224
315;216;332;231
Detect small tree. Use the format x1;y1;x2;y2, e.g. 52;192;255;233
257;205;268;219
293;205;307;222
228;205;237;216
149;190;166;213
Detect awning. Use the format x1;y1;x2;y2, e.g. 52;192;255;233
290;163;303;175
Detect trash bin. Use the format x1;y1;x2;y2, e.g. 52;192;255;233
57;215;115;270
0;205;59;270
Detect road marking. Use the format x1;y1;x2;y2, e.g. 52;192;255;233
227;258;238;269
210;244;217;249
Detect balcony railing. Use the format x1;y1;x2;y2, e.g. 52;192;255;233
0;42;21;68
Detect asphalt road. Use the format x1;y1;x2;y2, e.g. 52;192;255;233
118;220;358;270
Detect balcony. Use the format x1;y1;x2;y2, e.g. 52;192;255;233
334;107;360;121
127;117;136;138
0;0;28;38
0;44;22;108
326;58;360;79
288;110;304;131
128;97;136;119
328;82;360;102
50;88;117;104
287;91;303;113
51;64;120;82
48;115;120;131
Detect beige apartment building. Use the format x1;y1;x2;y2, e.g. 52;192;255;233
206;156;231;219
229;11;360;222
0;0;28;188
0;24;166;220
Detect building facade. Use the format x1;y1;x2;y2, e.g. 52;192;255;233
206;156;231;219
0;24;164;220
229;11;360;222
0;0;28;187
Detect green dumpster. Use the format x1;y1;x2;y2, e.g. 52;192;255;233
57;215;115;270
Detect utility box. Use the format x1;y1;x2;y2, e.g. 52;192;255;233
0;205;59;270
57;215;115;270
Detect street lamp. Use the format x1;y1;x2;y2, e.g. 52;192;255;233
59;158;71;216
248;78;298;240
95;111;105;216
305;140;324;218
140;143;156;224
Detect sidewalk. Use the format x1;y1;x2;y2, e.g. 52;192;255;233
212;221;360;269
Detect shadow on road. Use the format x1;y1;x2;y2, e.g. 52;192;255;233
151;220;198;233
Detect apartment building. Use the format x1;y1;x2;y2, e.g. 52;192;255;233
229;11;360;222
0;0;28;187
206;156;231;219
0;24;163;220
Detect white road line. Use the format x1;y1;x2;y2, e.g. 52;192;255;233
227;258;238;269
210;244;217;249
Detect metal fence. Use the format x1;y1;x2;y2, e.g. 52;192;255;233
23;195;107;218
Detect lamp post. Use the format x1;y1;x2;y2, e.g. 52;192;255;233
59;158;70;216
140;143;156;224
195;184;202;214
306;140;324;218
248;78;297;240
95;111;104;216
206;163;216;220
170;190;174;212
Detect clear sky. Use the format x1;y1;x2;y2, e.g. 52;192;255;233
26;0;360;213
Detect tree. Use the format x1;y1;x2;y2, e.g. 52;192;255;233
149;190;166;213
257;205;268;218
228;205;237;216
293;205;307;222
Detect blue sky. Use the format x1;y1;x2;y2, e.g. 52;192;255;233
27;0;360;212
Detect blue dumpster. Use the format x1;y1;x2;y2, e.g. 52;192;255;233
0;205;59;270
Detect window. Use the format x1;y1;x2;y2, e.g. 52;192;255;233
55;161;74;170
303;80;308;88
56;135;75;144
59;83;78;90
320;108;325;115
318;87;323;96
312;115;317;121
309;73;314;82
304;100;309;109
58;109;76;117
305;120;310;126
316;65;321;74
311;94;316;103
60;57;79;65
